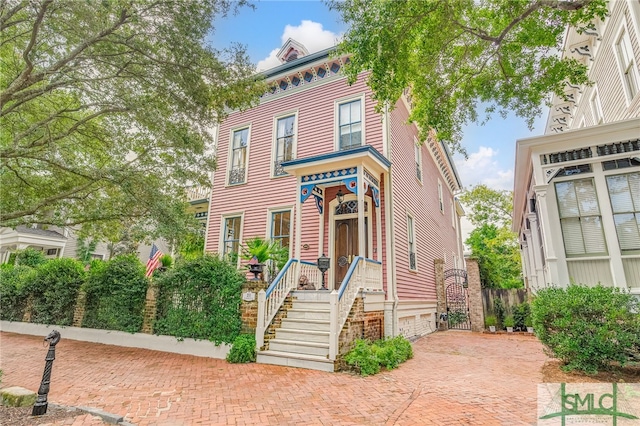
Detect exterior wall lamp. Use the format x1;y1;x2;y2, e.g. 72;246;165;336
336;189;344;205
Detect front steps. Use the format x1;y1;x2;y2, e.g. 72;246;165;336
257;291;335;372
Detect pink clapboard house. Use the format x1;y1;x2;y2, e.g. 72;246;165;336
205;39;466;371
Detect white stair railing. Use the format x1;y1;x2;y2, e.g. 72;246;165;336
256;259;298;348
328;257;382;360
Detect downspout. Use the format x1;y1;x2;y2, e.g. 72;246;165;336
383;103;399;336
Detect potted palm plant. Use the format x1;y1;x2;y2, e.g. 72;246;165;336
485;315;497;333
241;237;288;281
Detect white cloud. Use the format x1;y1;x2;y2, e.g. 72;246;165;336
453;146;514;191
256;20;343;71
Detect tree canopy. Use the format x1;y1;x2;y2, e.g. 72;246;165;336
1;0;264;241
334;0;608;153
459;184;513;228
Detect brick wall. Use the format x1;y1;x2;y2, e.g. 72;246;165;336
240;281;268;334
338;297;384;356
72;290;87;327
140;284;156;334
466;259;484;332
261;294;293;350
434;259;447;331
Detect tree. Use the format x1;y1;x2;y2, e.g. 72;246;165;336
458;184;512;228
333;0;607;153
1;0;264;240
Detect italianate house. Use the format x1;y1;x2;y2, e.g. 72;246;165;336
513;0;640;295
205;39;465;371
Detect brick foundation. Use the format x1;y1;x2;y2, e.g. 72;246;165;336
466;259;484;333
434;259;447;331
72;290;87;327
336;297;384;370
240;280;267;334
141;283;156;334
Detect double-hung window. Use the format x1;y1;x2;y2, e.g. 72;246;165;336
606;172;640;254
438;181;444;214
229;128;248;184
555;178;607;256
615;26;639;101
274;115;295;176
338;99;362;150
415;141;422;182
271;210;291;252
407;214;416;270
222;216;242;262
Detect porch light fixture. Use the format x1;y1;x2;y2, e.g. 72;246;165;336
317;253;330;290
336;189;344;205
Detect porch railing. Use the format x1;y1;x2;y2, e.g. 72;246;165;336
256;259;298;348
329;257;382;359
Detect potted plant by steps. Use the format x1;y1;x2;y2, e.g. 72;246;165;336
525;317;534;334
241;237;289;282
504;315;515;333
485;315;497;333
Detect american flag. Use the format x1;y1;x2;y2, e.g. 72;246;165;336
145;243;163;278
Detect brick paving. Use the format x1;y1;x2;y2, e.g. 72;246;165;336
1;331;547;425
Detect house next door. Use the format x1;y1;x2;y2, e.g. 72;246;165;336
334;218;358;290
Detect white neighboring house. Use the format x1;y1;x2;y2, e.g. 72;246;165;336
513;0;640;295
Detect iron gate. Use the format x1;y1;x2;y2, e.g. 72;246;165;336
444;269;471;330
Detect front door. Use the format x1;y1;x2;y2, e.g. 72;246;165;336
334;218;358;290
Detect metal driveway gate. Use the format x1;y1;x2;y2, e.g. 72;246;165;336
444;269;471;330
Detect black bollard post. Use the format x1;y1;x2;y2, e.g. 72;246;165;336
32;330;61;416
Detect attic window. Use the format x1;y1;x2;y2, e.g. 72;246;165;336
285;51;298;62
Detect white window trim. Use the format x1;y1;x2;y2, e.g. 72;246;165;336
579;115;586;128
414;137;423;184
270;110;299;179
613;21;640;104
225;124;252;187
265;206;294;259
589;86;604;125
451;198;455;228
438;180;444;214
219;212;244;268
407;212;417;272
334;93;366;151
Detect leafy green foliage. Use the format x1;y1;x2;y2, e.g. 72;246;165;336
241;237;289;281
226;334;257;363
484;315;497;327
83;255;148;333
0;265;36;321
1;0;264;241
459;185;513;228
14;248;47;268
24;258;85;326
334;0;607;153
512;302;531;331
344;336;414;376
503;315;515;328
178;232;205;260
76;236;98;264
493;299;505;330
154;255;244;344
448;310;468;327
467;225;523;289
532;285;640;374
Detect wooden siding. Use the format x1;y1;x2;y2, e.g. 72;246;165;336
389;101;462;301
206;73;385;265
623;257;640;285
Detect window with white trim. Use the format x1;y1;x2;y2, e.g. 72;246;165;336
222;216;242;262
273;115;295;177
414;140;422;182
615;26;639;101
407;214;416;270
338;99;362;150
229;128;249;185
270;210;291;252
590;88;604;125
606;171;640;254
438;181;444;214
555;178;607;256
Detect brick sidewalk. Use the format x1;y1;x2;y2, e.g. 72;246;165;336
0;331;546;425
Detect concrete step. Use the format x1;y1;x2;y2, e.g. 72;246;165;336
281;318;330;331
268;339;330;357
290;300;331;311
257;350;335;372
275;328;330;343
286;308;331;321
291;290;332;302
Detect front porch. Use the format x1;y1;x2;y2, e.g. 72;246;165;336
255;146;390;371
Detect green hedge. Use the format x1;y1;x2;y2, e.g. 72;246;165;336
344;336;414;376
0;265;36;321
154;254;244;344
83;255;148;333
532;284;640;374
24;258;85;326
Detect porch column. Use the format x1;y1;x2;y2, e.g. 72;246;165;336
376;184;382;262
318;188;325;258
295;176;302;261
357;167;365;258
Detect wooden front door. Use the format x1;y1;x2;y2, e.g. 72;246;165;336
334;218;358;290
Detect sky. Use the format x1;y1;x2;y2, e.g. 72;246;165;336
208;0;550;239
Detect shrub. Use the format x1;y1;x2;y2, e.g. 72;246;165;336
83;255;148;332
484;315;497;327
0;266;35;320
154;254;244;344
493;298;505;329
532;284;640;374
25;258;85;325
226;334;256;363
14;248;47;267
503;315;515;328
513;302;531;331
344;336;413;376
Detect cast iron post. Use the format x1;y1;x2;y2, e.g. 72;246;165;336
32;330;61;416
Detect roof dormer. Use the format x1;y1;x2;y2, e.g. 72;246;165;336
276;38;310;63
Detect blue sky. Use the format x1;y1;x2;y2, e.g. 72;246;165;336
208;0;549;193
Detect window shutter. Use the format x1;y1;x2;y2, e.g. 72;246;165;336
561;218;585;255
581;216;606;254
